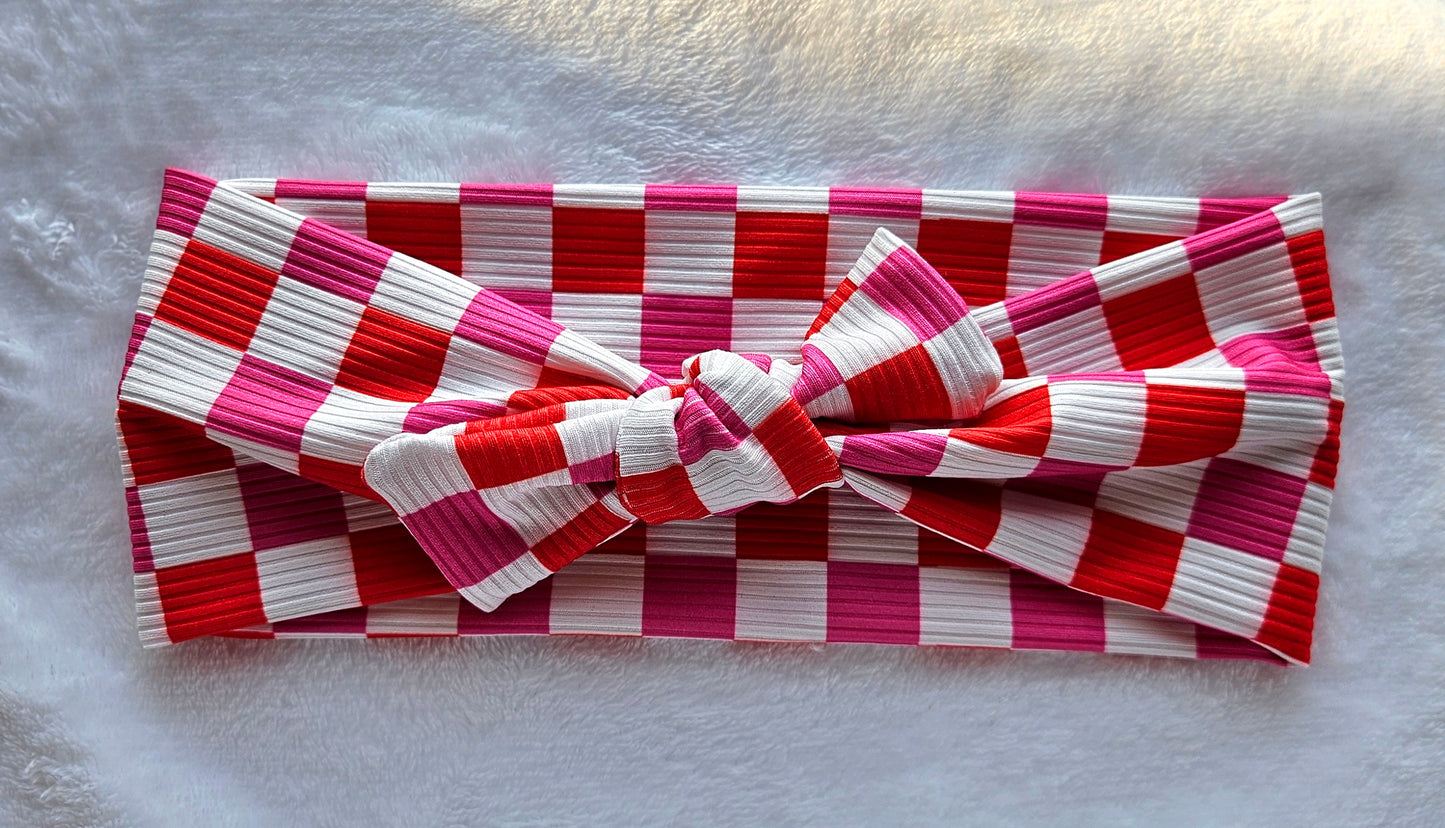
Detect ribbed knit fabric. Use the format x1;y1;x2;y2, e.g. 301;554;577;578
117;171;1344;664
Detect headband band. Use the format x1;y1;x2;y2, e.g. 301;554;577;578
117;170;1343;664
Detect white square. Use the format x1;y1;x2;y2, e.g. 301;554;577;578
342;492;400;534
1104;195;1200;236
1194;240;1307;345
988;489;1094;583
550;291;644;363
826;214;919;294
734;559;827;641
248;276;366;384
254;537;361;619
461;203;554;291
1094;464;1206;535
137;467;254;568
121;319;245;424
548;553;645;635
274;197;368;237
1041;378;1147;465
136;230;190;315
1281;482;1332;573
192;184;304;274
1005;224;1104;296
1013;301;1123;374
434;334;545;398
645;517;737;557
920;190;1015;222
553;184;645;209
644;210;736;296
370;255;476;334
1162;536;1280;639
827;489;919;565
365;182;461;203
1090;239;1192;303
728;299;821;360
1102;599;1200;658
299;386;413;465
918;566;1014;647
367;595;463;635
736;186;829;213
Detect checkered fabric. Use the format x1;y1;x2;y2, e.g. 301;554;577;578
116;170;1344;665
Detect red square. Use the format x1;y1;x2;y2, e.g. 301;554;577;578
153;238;281;351
154;552;268;643
750;403;841;496
617;464;710;522
1136;383;1245;466
297;455;375;500
1099;231;1179;266
994;334;1028;379
1101;273;1215;370
349;523;453;607
118;401;235;487
1309;399;1344;489
950;384;1051;458
915;217;1012;308
845;345;951;422
733;211;830;299
553;206;645;293
530;500;634;571
1287;230;1334;324
1253;562;1319;664
917;525;1009;568
1070;510;1185;611
900;478;1003;552
334;305;452;402
454;425;568;490
365;200;463;276
736;491;829;561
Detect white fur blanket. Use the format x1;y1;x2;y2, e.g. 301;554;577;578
2;1;1442;824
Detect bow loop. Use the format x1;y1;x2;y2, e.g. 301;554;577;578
615;350;842;524
793;229;1004;423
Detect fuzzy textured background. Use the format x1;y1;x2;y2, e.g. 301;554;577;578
2;1;1443;825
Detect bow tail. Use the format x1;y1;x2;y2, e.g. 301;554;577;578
118;172;662;641
836;356;1340;664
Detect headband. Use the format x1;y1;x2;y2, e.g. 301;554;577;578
117;170;1343;664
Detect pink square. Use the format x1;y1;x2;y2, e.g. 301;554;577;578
459;183;554;207
1194;624;1284;662
641;554;737;638
156;169;216;237
403;490;531;586
206;355;331;453
454;290;564;365
236;462;349;552
829;188;924;220
1195;197;1287;232
827;561;920;644
1187;458;1309;561
1003;271;1101;334
644;184;738;212
274;179;368;200
640;294;731;378
1009;569;1106;651
458;578;553;634
125;486;154;573
281;217;391;304
1183;209;1286;273
272;606;369;635
1014;193;1109;231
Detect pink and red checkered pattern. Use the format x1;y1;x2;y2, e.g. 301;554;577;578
116;170;1344;664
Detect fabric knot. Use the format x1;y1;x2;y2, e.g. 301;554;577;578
614;350;843;523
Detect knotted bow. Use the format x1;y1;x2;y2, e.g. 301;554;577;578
119;171;1343;662
364;229;1010;605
